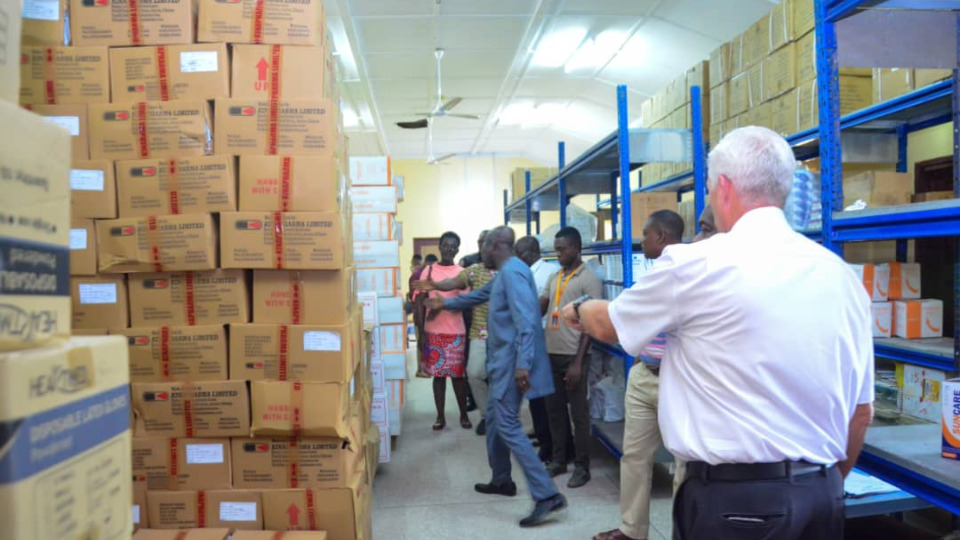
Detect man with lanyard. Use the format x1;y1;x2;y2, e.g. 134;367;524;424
540;227;603;488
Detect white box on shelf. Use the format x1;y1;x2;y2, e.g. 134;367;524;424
903;364;944;423
351;186;398;213
383;353;406;380
350;156;391;186
379;324;405;355
850;264;890;302
357;268;401;297
358;291;379;326
355;240;401;269
371;360;385;394
378;296;405;325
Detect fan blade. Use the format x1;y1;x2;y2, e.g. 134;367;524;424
435;153;458;162
439;97;463;113
396;119;429;129
445;113;482;120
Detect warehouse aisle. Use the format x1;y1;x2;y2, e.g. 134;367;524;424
371;352;677;539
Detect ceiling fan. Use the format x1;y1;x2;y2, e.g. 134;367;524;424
395;49;481;130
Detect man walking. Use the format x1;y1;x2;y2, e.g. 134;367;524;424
428;226;567;527
565;127;874;539
540;227;603;488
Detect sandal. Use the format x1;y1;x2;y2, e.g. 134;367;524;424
433;420;446;431
460;417;473;430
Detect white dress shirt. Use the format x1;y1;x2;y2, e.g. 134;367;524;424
530;258;561;296
608;207;874;465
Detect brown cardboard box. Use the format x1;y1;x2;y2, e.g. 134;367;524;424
232;45;328;100
132;437;232;491
253;269;355;326
913;191;954;203
220;211;345;270
763;43;796;101
197;0;325;45
740;15;769;70
231;435;361;489
0;0;19;104
132;380;250;437
215;98;337;156
770;90;799;136
709;122;722;146
71;274;129;330
727;74;750;117
729;34;744;75
133;529;231;540
709;83;726;125
709;43;730;88
116;155;237;217
96;213;219;273
797;76;873;131
71;159;117;218
261;486;362;538
873;68;914;103
630;193;678;235
133;476;149;530
239;156;341;212
21;0;66;46
678;200;695;238
146;490;263;530
70;0;193;47
110;44;230;102
916;69;952;88
128;269;249;327
25;103;90;159
122;325;228;382
88;100;213;160
844;171;914;209
233;533;327;540
70;218;98;275
230;322;357;383
768;0;795;53
793;0;815;37
72;327;111;335
794;32;872;86
250;380;350;438
19;46;110;105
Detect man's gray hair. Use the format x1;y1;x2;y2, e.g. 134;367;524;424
707;126;796;207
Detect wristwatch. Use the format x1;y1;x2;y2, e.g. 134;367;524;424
572;295;592;319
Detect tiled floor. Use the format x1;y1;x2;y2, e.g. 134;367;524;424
371;353;677;540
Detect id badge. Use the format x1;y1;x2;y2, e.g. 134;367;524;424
550;311;561;329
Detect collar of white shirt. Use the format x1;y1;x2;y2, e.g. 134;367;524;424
729;206;792;236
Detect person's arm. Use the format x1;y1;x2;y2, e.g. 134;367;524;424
417;273;469;292
563;299;617;343
564;333;592;391
838;403;873;478
504;266;541;377
442;280;493;312
539;296;550;316
839;300;876;478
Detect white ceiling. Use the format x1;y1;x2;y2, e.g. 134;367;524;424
327;0;780;164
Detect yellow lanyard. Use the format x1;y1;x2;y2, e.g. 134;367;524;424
553;267;579;312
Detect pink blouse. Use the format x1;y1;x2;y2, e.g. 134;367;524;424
422;263;468;335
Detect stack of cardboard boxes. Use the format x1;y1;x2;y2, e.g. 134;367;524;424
1;0;133;535
18;0;376;536
351;156;405;450
511;167;558;202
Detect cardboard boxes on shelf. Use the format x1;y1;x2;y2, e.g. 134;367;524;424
19;46;110;105
116;155;237;217
110;44;230;102
71;159;118;218
70;274;129;329
252;269;356;325
96;213;219;273
127;269;249;327
26;103;91;159
214;99;338;156
70;219;99;275
132;437;233;491
88;100;214;160
250;380;351;438
893;299;943;339
231;45;329;99
887;262;921;300
850;263;890;302
122;325;229;382
844;171;914;209
69;0;194;46
220;211;345;270
146;490;263;530
239;156;342;212
231;436;361;489
871;302;892;338
230;323;358;383
197;0;325;45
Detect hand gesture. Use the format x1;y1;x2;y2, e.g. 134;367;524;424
424;295;445;312
413;279;437;292
564;365;582;392
515;368;531;393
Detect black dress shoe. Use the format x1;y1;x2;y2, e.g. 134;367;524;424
475;481;517;497
475;419;486;436
519;494;568;527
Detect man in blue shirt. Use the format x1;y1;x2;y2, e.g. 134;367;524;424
426;226;566;527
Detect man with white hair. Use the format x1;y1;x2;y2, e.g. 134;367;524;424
562;126;874;539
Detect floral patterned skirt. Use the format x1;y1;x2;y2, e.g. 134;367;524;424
422;333;467;378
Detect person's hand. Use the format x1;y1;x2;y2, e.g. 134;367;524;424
564;365;582;392
424;296;445;311
515;369;531;393
413;279;437;292
562;302;584;332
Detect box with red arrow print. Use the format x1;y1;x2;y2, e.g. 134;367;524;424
231;45;328;100
260;466;369;539
110;44;230;103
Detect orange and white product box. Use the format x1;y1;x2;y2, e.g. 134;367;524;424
351;186;398;213
69;0;193;47
850;263;889;302
358;292;379;326
893;299;943;339
357;268;401;297
197;0;325;46
88;100;213;161
214;98;337;156
238;155;341;212
887;262;921;299
19;46;110;105
231;45;327;100
942;379;960;459
110;44;229;102
378;296;405;325
353;213;396;241
379;324;405;355
871;302;892;338
354;240;400;269
349;156;391;186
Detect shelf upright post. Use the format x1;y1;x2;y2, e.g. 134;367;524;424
503;189;508;225
814;0;842;256
896;125;909;262
691;85;707;232
617;85;634;288
954;13;960;372
525;170;532;236
610;172;619;240
559;142;568;228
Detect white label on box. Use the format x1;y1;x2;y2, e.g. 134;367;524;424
70;169;106;191
69;228;88;250
132;505;140;524
22;0;59;20
43;116;81;136
185;443;225;464
180;51;219;73
78;283;117;305
219;502;258;522
303;331;341;352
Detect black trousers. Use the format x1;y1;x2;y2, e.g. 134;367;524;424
674;464;844;540
529;397;552;457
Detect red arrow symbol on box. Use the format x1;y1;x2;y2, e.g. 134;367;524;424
287;503;300;527
256;58;269;82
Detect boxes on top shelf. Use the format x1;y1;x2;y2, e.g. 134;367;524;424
793;0;815;37
131;380;250;438
127;269;249;327
511;167;555;201
121;325;228;383
71;160;117;218
871;302;892;338
630;193;676;233
887;262;921;300
709;43;730;88
350;156;392;186
231;45;329;99
197;0;325;45
88;100;213;160
351;186;399;213
229;322;358;383
70;219;98;276
916;69;952;88
873;68;915;103
25;103;90;160
239;155;342;212
843;171;913;209
769;90;799;136
894;299;943;339
220;211;345;270
796;76;873;131
96;213;219;273
738;14;769;72
794;32;873;85
69;0;194;46
116;155;237;217
354;240;400;269
849;263;890;302
132;437;232;491
20;0;65;46
252;268;356;326
71;274;129;330
214;98;338;156
762;42;796;101
145;490;262;530
767;0;795;53
110;44;230;102
19;46;110;105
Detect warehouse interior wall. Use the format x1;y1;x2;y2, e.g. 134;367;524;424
907;123;952;174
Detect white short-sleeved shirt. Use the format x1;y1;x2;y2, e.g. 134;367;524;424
609;207;874;465
530;258;561;295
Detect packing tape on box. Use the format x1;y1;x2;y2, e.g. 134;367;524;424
184;271;197;325
273;211;285;269
289;271;304;324
280;156;293;211
129;0;142;45
167;159;182;214
42;47;57;104
161;326;172;379
306;489;317;529
253;0;267;44
137;102;150;158
146;215;164;272
197;490;207;528
168;438;180;490
287;437;301;487
291;380;303;437
156;46;171;102
183;381;197;437
279;324;290;380
267;45;283;154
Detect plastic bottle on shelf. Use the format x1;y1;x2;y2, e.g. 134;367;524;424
784;165;821;231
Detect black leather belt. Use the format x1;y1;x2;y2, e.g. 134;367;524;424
686;461;830;482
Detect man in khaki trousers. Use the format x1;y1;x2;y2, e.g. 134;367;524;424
594;207;716;540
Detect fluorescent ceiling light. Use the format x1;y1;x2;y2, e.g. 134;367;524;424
532;27;588;68
498;101;535;126
564;30;627;73
609;34;647;68
342;108;360;128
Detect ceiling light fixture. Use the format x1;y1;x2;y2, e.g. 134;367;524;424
564;30;627;73
531;27;588;68
498;101;535;126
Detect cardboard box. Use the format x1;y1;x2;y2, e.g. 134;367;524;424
768;0;795;53
133;476;149;530
132;437;232;491
709;83;726;125
0;0;19;103
239;155;342;212
849;264;890;302
630;193;677;236
351;186;398;213
25;103;90;159
221;211;345;270
116;155;237;217
0;336;132;540
913;191;953;203
358;292;378;326
197;0;325;45
96;213;218;273
128;269;249;327
110;44;229;102
894;299;943;339
354;240;400;269
795;31;817;84
214;98;337;156
253;269;355;326
70;0;193;47
250;381;350;438
70;218;98;275
844;171;914;209
231;435;361;489
740;15;769;70
727;74;750;117
261;481;366;539
709;43;730;88
871;302;892;338
122;325;228;383
793;0;815;37
233;532;327;540
903;364;944;423
131;380;250;437
21;0;66;46
873;68;914;103
510;167;554;200
71;274;129;330
916;69;952;88
353;213;396;241
769;90;799;136
763;43;796;101
134;529;231;540
356;268;400;297
146;490;262;530
230;322;357;383
232;45;328;99
71;159;118;218
942;379;960;459
350;156;392;186
887;262;921;300
88;100;213;160
19;46;110;105
797;76;873;131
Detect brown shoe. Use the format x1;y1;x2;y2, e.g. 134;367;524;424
593;529;643;540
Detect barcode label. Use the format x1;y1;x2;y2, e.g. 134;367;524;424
70;169;105;191
185;443;224;464
69;228;88;250
43;116;80;136
78;283;117;305
180;51;219;73
304;331;341;352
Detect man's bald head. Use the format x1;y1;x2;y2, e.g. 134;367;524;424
483;226;517;268
515;236;541;266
